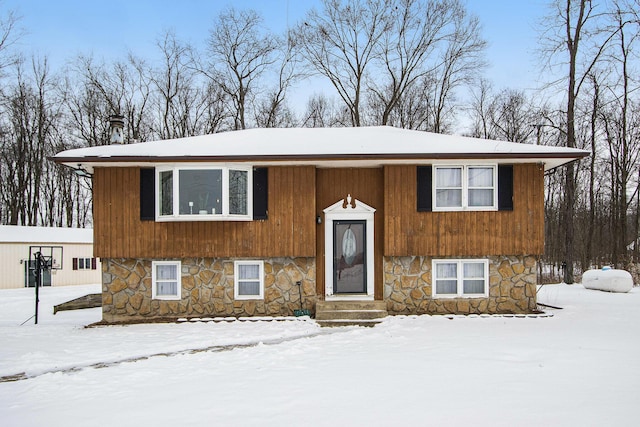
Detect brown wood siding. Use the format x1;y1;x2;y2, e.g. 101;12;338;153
93;166;316;258
384;164;545;257
316;168;385;300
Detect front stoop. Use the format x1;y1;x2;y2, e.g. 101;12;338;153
315;300;388;327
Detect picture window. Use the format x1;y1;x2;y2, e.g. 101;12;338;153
157;166;251;221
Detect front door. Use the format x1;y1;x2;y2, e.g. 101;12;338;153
323;195;376;299
333;220;367;294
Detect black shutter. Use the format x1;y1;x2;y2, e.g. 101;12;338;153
140;168;156;221
498;165;514;211
72;258;78;270
416;166;432;212
253;167;268;220
91;258;97;270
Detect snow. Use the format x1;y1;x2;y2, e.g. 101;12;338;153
582;268;634;293
1;283;639;426
54;126;589;171
0;225;93;244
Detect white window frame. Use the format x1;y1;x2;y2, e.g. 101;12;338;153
152;260;182;300
78;257;92;270
234;260;265;300
432;259;489;298
156;164;253;221
433;165;497;211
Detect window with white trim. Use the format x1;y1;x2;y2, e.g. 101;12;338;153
152;261;181;300
73;257;96;270
157;166;252;220
434;165;496;210
432;259;489;297
234;260;264;300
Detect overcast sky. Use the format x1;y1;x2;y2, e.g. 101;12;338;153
3;0;551;103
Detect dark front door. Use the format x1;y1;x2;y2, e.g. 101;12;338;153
333;220;366;294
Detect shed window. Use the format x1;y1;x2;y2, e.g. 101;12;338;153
156;166;252;221
433;259;489;298
73;257;97;270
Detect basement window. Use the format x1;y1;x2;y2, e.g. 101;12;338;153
234;260;264;300
432;259;489;298
152;261;181;300
156;166;251;221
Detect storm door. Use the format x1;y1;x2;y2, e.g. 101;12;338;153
333;220;367;294
323;195;375;300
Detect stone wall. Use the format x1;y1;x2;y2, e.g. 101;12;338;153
102;257;316;323
384;255;538;315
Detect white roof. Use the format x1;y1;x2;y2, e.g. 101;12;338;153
54;126;589;171
0;226;93;244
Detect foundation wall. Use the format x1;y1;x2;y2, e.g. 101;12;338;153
384;255;538;314
102;257;316;323
102;254;537;322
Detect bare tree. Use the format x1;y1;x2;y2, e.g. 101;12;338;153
200;81;230;134
148;30;228;138
374;77;436;130
254;33;303;128
490;89;538;143
604;2;640;265
0;56;62;225
203;8;278;130
296;0;391;126
536;0;640;278
149;30;199;139
0;3;22;78
369;0;454;125
583;72;601;270
467;78;497;139
540;0;618;283
301;93;345;127
64;69;111;148
73;54;152;144
429;4;486;133
370;0;485;129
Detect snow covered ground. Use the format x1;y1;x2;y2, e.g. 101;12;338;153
1;283;638;426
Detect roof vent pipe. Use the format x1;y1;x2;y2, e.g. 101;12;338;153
108;114;125;144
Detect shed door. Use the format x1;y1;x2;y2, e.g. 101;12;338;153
24;261;51;287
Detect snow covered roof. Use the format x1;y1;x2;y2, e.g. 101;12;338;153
53;126;589;171
0;226;93;244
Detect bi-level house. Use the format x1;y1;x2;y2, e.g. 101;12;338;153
54;126;588;323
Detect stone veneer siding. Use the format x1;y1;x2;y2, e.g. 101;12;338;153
384;255;538;314
102;257;316;323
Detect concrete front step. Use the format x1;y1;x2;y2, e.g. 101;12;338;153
316;319;385;328
316;300;387;311
315;309;388;321
315;300;388;327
